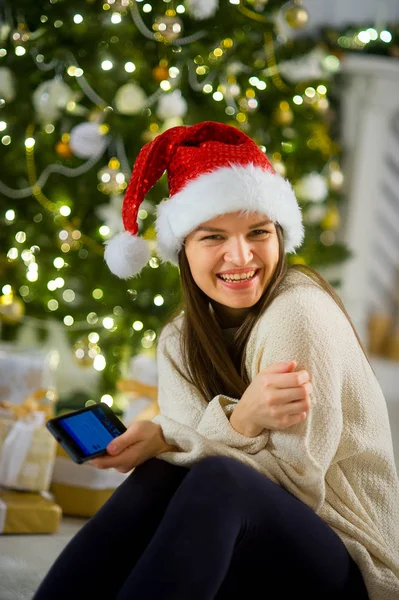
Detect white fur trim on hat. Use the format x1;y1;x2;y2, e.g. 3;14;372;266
155;163;304;265
104;231;151;278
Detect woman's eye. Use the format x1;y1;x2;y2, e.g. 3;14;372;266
201;230;270;241
251;230;270;236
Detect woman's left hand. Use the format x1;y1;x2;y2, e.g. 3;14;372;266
89;420;176;473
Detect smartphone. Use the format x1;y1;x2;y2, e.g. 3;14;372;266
46;403;127;464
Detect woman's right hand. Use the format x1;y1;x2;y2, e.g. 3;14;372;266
229;360;312;437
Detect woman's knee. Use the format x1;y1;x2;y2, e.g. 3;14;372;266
187;456;249;494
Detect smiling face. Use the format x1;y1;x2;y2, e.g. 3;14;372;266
184;211;280;327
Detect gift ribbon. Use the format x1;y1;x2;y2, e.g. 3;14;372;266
117;378;158;401
52;456;128;490
0;498;6;533
0;411;45;488
0;388;53;419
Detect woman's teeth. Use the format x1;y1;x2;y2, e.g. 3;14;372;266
218;270;257;282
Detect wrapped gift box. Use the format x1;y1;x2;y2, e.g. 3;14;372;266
0;345;58;409
0;409;57;492
51;446;129;517
118;351;159;425
0;489;62;534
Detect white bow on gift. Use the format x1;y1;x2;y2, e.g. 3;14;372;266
0;411;45;488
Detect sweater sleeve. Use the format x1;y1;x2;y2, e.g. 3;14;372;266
154;285;347;514
153;321;269;454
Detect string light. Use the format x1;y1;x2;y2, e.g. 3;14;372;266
53;257;65;268
7;248;18;259
93;288;104;299
380;30;392;43
101;60;113;70
15;231;26;243
48;299;59;311
93;355;106;371
63;289;75;302
99;225;110;236
59;205;71;216
5;209;15;221
102;317;114;329
55;277;65;287
101;394;113;406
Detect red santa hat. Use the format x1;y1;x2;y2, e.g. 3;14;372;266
104;121;304;278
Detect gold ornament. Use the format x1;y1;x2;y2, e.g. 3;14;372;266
0;293;25;325
97;157;127;195
10;23;31;47
56;227;82;252
273;102;294;126
56;140;73;159
283;3;310;29
72;336;101;368
320;205;340;231
152;65;169;82
153;14;183;42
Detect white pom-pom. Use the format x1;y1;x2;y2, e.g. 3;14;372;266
104;231;151;279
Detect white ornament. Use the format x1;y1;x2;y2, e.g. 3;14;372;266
114;83;147;115
69;122;108;159
32;77;75;123
156;90;187;121
304;204;327;225
277;48;329;83
0;67;16;102
160;117;184;133
295;173;328;203
96;194;124;234
186;0;218;20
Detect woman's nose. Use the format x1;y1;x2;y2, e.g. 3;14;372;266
223;237;253;265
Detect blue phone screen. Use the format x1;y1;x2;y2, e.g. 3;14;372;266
58;406;121;456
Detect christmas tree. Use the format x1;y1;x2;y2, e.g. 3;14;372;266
0;0;350;407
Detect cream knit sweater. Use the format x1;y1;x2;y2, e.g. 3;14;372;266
153;269;399;599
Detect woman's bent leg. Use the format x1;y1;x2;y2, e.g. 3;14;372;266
33;458;188;600
116;456;369;600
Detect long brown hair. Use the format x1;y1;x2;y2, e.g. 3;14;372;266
163;224;372;402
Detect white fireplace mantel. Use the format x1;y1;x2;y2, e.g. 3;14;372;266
338;54;399;471
339;54;399;342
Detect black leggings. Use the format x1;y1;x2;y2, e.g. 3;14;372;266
34;456;369;600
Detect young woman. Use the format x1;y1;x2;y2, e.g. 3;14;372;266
34;122;399;600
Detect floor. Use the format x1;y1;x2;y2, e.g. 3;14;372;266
0;517;87;600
